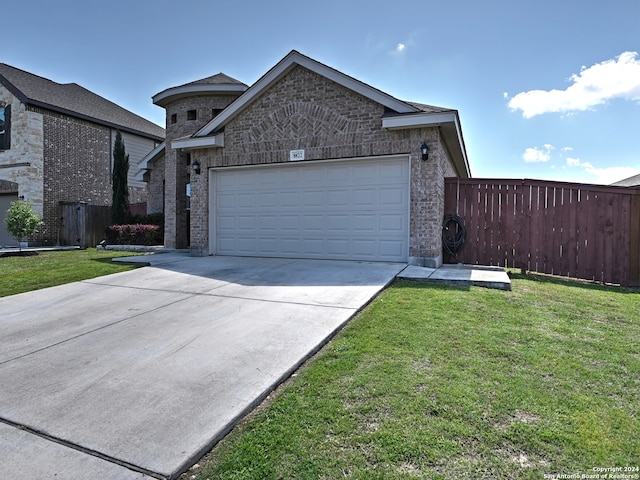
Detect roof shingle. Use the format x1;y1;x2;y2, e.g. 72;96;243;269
0;63;164;140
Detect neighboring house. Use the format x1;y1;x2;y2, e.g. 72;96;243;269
138;50;471;267
0;63;165;247
611;173;640;187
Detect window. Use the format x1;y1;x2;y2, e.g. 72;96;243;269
212;108;223;119
170;113;177;124
0;105;10;150
187;109;197;121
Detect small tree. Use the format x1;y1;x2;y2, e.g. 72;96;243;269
5;200;41;251
111;130;130;224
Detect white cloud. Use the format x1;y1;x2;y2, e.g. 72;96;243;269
508;51;640;118
565;157;640;184
523;145;554;163
396;43;406;53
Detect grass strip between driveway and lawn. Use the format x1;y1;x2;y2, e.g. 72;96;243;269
0;249;143;297
184;274;639;480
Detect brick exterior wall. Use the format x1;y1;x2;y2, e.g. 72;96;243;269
186;66;459;265
36;107;148;244
162;94;243;248
147;156;165;214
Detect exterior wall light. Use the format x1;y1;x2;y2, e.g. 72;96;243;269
421;142;429;161
192;160;201;175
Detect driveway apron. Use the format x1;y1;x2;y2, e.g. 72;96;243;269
0;255;405;480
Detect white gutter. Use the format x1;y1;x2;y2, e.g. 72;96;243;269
381;111;458;130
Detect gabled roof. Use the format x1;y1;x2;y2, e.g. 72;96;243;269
172;50;470;177
191;50;420;139
152;73;248;107
0;63;165;141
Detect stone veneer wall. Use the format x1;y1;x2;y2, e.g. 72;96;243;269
0;87;45;226
188;66;460;265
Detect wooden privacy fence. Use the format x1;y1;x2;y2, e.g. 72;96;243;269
59;202;110;248
444;178;640;287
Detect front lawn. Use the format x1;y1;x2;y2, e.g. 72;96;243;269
186;274;639;479
0;249;143;297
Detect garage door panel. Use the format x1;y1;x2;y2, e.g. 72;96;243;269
302;190;324;207
379;214;404;232
257;238;278;254
379;187;407;206
280;238;301;254
353;189;376;206
380;240;404;257
257;192;278;207
280;215;300;231
327;189;349;206
327;215;350;231
352;239;376;257
279;192;300;207
237;237;257;253
301;215;324;231
258;215;278;230
353;214;376;231
213;158;408;262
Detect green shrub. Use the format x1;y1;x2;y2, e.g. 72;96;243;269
5;201;41;246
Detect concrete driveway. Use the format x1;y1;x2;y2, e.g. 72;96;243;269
0;254;405;480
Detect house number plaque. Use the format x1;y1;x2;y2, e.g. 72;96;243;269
289;149;305;161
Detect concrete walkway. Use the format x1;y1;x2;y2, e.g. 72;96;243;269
398;263;512;290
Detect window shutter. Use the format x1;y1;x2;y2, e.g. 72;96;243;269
2;105;9;150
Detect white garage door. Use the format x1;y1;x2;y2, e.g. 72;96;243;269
211;156;409;262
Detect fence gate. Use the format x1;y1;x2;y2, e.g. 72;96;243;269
444;178;640;287
59;202;110;248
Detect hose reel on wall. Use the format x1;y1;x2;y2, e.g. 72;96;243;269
442;214;466;257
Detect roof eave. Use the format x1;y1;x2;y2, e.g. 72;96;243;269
0;74;29;105
153;83;249;107
134;141;166;181
21;98;165;142
171;132;225;151
383;111;471;178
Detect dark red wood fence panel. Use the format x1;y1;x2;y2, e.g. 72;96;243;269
444;178;640;287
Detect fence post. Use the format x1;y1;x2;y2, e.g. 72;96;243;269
629;192;640;287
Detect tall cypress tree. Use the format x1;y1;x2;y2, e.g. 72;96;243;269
111;130;130;224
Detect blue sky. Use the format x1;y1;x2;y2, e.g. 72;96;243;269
5;0;640;184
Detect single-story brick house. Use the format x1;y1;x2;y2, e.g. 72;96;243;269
138;50;471;267
0;63;165;247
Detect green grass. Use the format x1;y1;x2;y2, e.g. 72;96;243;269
186;274;639;479
0;249;143;297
